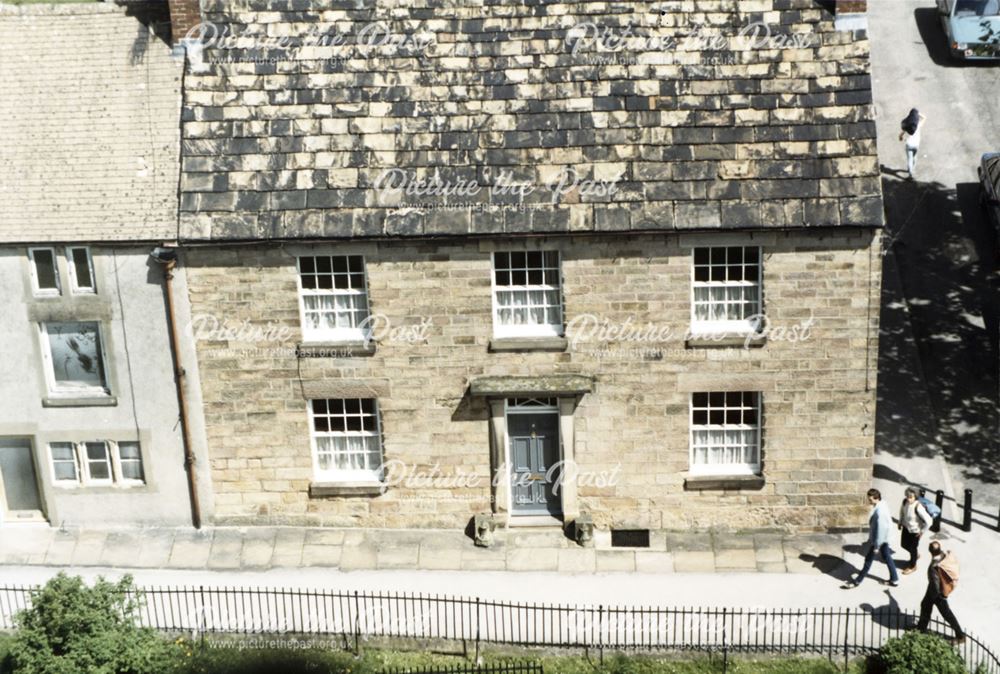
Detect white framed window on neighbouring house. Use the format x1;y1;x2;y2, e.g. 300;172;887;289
308;398;383;483
38;321;110;397
47;440;145;487
690;246;762;335
689;391;761;476
28;247;61;297
66;246;96;294
297;255;371;342
492;251;563;338
49;442;79;483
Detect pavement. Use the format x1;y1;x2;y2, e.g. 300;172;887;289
0;525;849;575
868;0;1000;504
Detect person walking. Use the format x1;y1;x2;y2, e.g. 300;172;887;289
842;488;900;589
898;487;933;574
898;108;927;179
916;541;965;645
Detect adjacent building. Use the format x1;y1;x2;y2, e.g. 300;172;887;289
0;3;213;528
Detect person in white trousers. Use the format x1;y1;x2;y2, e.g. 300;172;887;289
899;110;927;179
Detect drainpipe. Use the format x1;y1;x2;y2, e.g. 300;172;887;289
151;246;202;529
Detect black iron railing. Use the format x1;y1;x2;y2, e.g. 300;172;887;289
382;663;543;674
1;585;997;672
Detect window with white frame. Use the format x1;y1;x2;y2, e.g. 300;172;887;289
690;392;761;475
47;440;145;487
117;441;145;482
28;247;60;296
297;255;371;342
308;398;383;482
67;247;96;294
39;321;110;396
492;251;563;337
691;246;762;334
84;442;113;483
49;442;78;482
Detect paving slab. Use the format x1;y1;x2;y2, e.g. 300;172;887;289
756;562;788;573
135;531;175;568
302;544;342;567
506;531;569;549
43;532;77;566
506;548;558;572
672;550;716;573
304;529;345;546
714;549;757;570
101;532;144;567
70;530;108;566
417;545;462;571
339;545;377;570
0;528;53;565
556;548;596;573
753;545;786;564
460;546;506;571
168;530;213;569
207;530;245;570
595;550;635;572
634;551;674;573
375;544;419;570
240;530;276;569
712;534;755;550
270;528;305;568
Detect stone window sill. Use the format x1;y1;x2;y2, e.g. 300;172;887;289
309;481;385;498
488;336;568;353
42;396;117;408
683;475;765;491
296;341;376;358
685;333;766;349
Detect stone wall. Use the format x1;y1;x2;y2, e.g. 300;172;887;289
184;227;881;533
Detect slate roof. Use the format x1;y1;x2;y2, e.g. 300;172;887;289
179;0;883;241
0;3;182;243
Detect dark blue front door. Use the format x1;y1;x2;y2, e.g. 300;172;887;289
508;412;561;516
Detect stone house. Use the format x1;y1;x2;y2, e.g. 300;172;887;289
171;0;883;539
0;4;213;528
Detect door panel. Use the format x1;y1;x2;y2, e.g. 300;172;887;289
508;412;561;516
0;439;45;518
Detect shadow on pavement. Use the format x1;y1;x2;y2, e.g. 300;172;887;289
876;172;1000;487
861;591;912;630
799;553;856;582
913;7;1000;69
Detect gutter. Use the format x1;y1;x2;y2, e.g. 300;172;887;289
151;246;202;529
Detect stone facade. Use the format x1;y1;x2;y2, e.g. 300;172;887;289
184;226;881;533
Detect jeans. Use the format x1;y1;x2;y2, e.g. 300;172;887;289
906;146;919;176
901;529;921;568
854;541;899;584
917;588;964;638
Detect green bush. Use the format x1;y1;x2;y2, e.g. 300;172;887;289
875;631;965;674
8;573;176;674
